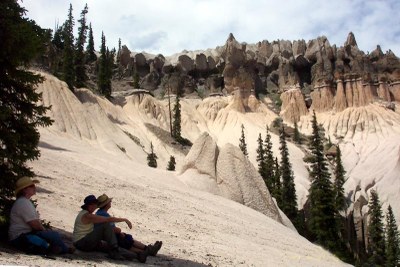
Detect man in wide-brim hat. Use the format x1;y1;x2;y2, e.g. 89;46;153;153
95;193;162;257
9;176;72;255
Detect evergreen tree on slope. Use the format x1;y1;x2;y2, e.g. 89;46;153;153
172;95;182;140
0;0;52;222
264;127;276;197
86;23;96;62
367;190;385;265
308;111;339;251
74;4;88;88
62;3;75;91
239;124;248;157
256;133;267;186
279;126;297;222
385;205;400;267
334;145;346;213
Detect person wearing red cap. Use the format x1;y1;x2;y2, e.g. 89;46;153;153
73;194;146;262
9;176;73;255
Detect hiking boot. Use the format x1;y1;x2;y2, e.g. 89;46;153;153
137;251;148;263
108;249;125;261
146;241;162;256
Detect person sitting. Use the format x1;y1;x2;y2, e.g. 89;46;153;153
8;176;73;255
72;194;146;262
95;194;162;256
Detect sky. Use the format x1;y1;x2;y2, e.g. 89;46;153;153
23;0;400;57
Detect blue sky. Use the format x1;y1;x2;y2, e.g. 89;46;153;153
23;0;400;57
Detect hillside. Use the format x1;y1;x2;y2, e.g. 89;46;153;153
0;72;354;266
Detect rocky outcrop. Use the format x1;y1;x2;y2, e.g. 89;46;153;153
280;86;308;122
180;133;284;225
310;84;335;112
177;55;194;73
119;45;131;67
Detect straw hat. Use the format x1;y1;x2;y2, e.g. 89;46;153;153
97;194;112;208
15;176;39;196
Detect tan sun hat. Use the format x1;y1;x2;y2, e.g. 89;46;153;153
15;176;39;196
97;194;112;208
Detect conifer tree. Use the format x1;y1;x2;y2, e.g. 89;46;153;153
367;190;385;265
239;124;248;157
117;38;122;65
274;157;282;206
147;142;158;168
279;126;297;222
256;133;267;184
62;3;75;91
74;4;88;88
172;95;182;140
86;23;96;62
308;111;338;251
334;145;346;213
0;0;52;222
264;127;276;195
97;32;109;97
167;156;176;171
385;205;400;267
293;121;302;144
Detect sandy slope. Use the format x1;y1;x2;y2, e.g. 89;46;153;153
0;72;351;266
1;130;348;266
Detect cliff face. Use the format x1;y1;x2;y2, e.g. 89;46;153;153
100;32;400;117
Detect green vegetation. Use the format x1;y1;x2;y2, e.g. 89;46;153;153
167;156;176;171
147;142;158;168
239;124;248;157
0;0;52;232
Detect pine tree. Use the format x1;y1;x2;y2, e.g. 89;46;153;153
147;142;158;168
334;145;346;213
62;3;75;91
385;205;400;267
52;23;64;50
0;0;52;223
172;95;182;140
274;157;282;206
105;47;115;96
308;111;339;251
264;127;276;196
239;124;248;157
279;126;297;222
367;190;386;265
293;121;302;144
167;156;176;171
256;133;267;184
97;32;109;97
74;4;88;88
86;23;96;62
117;38;122;65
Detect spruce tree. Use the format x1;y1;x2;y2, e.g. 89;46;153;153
86;23;96;62
0;0;52;223
334;145;346;213
239;124;248;157
97;32;109;97
147;142;158;168
264;127;276;196
385;205;400;267
256;133;267;185
74;3;88;88
293;121;302;144
62;3;75;91
279;126;297;222
172;95;182;140
167;156;176;171
117;38;122;65
367;190;386;265
274;157;282;206
308;111;338;251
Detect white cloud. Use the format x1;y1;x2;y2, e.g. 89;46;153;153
22;0;400;56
